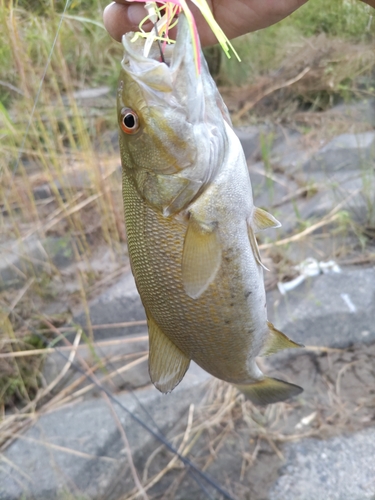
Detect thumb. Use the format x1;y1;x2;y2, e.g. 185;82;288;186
103;1;152;42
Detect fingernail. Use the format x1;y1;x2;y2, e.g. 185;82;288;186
128;3;148;25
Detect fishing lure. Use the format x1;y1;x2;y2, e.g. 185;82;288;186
127;0;240;73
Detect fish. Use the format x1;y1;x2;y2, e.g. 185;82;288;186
117;14;303;405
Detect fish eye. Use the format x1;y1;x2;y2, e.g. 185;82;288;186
120;108;140;135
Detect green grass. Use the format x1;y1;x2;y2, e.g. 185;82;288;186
291;0;374;38
219;0;374;86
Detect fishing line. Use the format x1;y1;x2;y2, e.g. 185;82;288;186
154;22;166;63
83;328;218;500
4;308;236;500
10;0;72;182
62;328;217;500
85;331;217;500
5;2;234;497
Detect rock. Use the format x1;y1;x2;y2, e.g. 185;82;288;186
270;128;302;159
234;126;261;160
251;161;300;210
0;236;76;290
275;147;312;174
43;237;76;269
248;129;374;241
269;427;375;500
32;183;53;200
249;160;303;240
282;168;374;233
306;168;375;224
51;159;121;195
61;86;114;110
0;363;211;500
43;334;150;393
304;131;375;173
236;124;303;165
71;86;112;102
329;98;375;127
255;161;375;243
73;272;147;340
267;266;375;348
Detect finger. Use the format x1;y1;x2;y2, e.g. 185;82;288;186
103;1;152;42
104;1;217;47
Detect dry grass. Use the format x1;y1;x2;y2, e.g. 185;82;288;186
1;1;374;410
1;326;375;498
0;327;149;451
0;0;375;497
1;1;124;248
115;341;375;498
221;34;375;126
0;1;127;408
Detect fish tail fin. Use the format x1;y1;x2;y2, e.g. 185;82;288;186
236;377;303;405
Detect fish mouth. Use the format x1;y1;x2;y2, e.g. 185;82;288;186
121;32;174;67
121;13;196;83
122;31;174;67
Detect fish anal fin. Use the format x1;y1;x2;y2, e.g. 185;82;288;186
260;321;304;356
182;216;221;299
247;225;269;271
236;377;303;405
252;207;281;233
148;317;190;393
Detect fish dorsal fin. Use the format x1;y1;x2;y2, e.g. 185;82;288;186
148;316;190;393
236;377;303;405
252;207;281;233
260;321;304;356
182;216;221;299
247;225;269;271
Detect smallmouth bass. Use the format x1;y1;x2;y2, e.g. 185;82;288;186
117;15;303;405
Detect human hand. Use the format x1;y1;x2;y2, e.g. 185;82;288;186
103;0;375;46
103;0;309;46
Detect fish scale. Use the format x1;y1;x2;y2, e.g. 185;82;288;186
122;169;258;383
119;14;304;404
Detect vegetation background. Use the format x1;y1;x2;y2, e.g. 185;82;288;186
0;0;374;496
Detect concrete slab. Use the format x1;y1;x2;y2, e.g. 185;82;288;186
0;363;211;500
73;272;146;340
0;236;76;290
305;131;375;173
268;266;375;348
269;427;375;500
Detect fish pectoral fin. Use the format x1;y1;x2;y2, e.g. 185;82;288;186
236;377;303;405
260;321;304;356
247;225;269;271
182;216;221;299
252;207;281;233
148;317;190;394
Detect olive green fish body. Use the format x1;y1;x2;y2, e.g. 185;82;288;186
119;15;303;404
123;125;265;384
